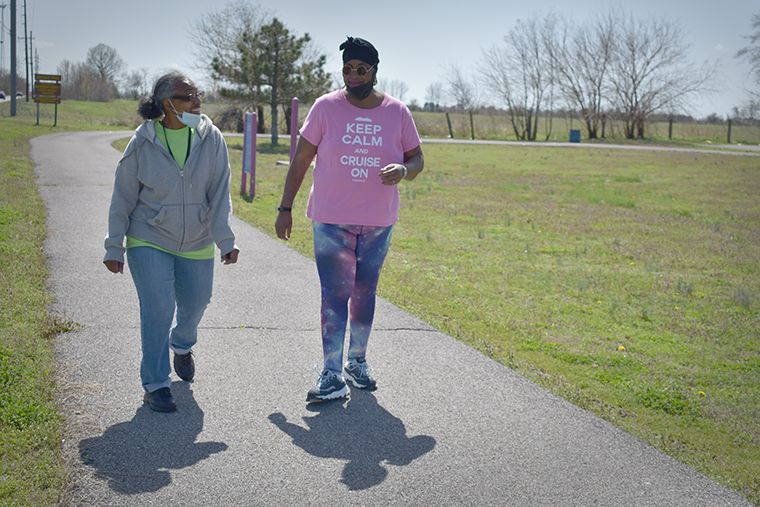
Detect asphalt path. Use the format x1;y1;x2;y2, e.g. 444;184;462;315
32;131;753;506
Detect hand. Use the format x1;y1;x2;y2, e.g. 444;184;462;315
275;211;293;240
379;163;406;185
104;260;123;274
221;249;239;265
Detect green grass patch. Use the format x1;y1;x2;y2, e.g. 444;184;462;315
0;119;69;505
230;141;760;504
0;100;135;506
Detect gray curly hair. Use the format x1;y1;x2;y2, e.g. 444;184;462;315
136;71;190;120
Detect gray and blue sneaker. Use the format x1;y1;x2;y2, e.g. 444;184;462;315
306;365;349;402
343;358;377;390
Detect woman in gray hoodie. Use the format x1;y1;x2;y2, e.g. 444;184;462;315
104;71;239;412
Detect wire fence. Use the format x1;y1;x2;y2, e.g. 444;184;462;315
411;111;760;145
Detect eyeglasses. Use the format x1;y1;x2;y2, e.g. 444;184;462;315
171;91;205;101
342;65;374;76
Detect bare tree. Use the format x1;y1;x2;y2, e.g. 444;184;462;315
443;64;478;112
548;11;616;139
608;12;716;138
123;67;150;99
190;0;269;130
85;43;126;100
57;57;115;102
480;13;555;141
736;12;760;86
731;102;760;125
190;0;269;81
735;11;760;114
57;59;75;99
425;82;444;110
380;79;408;102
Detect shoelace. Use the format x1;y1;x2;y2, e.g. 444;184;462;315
350;360;373;377
313;364;336;386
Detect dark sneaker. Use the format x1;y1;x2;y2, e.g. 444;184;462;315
342;358;377;390
306;366;348;402
143;387;177;412
174;351;195;381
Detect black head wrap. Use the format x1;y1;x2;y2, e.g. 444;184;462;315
340;36;379;68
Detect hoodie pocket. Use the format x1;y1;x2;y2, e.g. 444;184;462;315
198;206;210;227
147;206;183;235
148;207;167;226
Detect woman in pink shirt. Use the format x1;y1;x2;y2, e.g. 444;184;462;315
275;36;424;402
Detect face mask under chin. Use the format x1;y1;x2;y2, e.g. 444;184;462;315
345;81;374;101
167;100;201;128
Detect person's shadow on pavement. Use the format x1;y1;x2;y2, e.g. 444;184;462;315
78;382;227;494
268;389;436;490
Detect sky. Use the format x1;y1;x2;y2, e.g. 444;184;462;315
4;0;758;118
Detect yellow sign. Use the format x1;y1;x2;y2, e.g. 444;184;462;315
35;83;61;95
34;74;63;104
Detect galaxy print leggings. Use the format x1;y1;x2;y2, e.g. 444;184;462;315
313;221;395;373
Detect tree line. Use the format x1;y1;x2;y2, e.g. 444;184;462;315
44;3;760;142
434;9;726;141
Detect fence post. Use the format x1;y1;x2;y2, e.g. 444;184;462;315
446;112;454;139
727;119;732;144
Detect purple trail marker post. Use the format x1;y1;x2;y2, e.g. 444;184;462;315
241;111;257;197
290;98;299;164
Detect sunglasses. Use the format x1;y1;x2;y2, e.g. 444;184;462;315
342;65;374;76
171;91;205;101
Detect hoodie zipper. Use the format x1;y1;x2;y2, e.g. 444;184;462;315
156;125;193;251
179;129;200;251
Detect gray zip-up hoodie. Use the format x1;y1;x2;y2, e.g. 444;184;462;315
104;115;237;264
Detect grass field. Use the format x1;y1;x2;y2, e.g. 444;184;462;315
1;98;759;505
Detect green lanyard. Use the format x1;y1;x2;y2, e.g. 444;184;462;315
161;126;192;168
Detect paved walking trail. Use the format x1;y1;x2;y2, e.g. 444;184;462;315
32;131;753;506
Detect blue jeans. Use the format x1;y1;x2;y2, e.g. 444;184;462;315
313;222;395;373
127;247;214;392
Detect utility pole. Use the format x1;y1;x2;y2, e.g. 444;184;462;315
22;0;27;99
0;4;6;74
9;0;15;116
28;28;32;91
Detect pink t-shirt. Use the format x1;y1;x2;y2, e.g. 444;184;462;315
300;89;421;227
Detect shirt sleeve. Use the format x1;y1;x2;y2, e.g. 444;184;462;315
400;104;422;152
103;136;141;264
299;97;326;147
206;128;237;256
